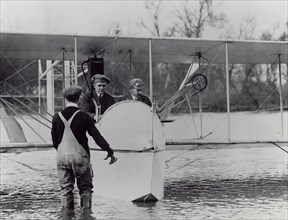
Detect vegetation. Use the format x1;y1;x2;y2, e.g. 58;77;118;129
1;0;287;114
138;0;287;112
112;0;287;112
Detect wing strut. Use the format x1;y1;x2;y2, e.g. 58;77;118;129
158;44;225;122
278;54;284;137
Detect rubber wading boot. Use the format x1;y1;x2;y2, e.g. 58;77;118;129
80;193;92;214
59;197;75;217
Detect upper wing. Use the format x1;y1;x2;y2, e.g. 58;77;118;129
1;32;287;64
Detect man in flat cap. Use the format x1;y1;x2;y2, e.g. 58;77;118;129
51;85;117;216
80;74;115;122
127;78;152;107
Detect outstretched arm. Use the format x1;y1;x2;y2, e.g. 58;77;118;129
86;118;117;164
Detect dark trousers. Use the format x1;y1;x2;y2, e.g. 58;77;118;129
57;155;93;209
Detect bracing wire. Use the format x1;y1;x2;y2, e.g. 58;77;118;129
111;35;118;81
0;98;51;129
2;80;53;118
158;43;225;118
0;55;37;84
270;142;288;154
0;154;58;178
1;99;46;142
227;43;285;109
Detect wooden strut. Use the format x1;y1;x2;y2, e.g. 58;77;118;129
1;141;287;154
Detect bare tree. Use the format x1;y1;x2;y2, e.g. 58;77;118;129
173;0;225;38
238;14;256;40
141;0;162;36
261;22;288;41
139;0;225;38
139;0;177;37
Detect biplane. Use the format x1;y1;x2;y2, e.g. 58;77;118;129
0;32;287;201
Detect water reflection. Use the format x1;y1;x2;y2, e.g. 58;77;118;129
133;201;157;208
56;208;97;220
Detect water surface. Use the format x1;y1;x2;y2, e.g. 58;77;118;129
1;145;287;219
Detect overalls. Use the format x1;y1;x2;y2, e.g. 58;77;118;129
57;110;93;210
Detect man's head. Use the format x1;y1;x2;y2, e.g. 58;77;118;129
91;74;111;95
129;78;144;97
62;85;83;103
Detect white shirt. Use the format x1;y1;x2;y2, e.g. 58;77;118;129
66;102;78;108
131;94;137;100
97;92;102;98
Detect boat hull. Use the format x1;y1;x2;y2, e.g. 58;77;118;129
88;101;166;201
90;150;165;201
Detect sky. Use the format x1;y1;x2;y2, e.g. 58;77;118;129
0;0;287;39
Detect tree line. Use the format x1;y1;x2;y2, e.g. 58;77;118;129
1;0;287;113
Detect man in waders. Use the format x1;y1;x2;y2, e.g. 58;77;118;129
51;85;117;216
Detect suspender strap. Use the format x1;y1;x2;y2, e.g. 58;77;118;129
58;110;80;125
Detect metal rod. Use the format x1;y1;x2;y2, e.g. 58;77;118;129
149;39;153;101
62;49;65;108
185;93;199;138
149;40;155;147
38;60;41;114
278;54;284;137
129;50;132;78
77;68;88;78
74;36;78;85
46;60;54;115
225;42;231;140
198;55;203;138
39;60;60;80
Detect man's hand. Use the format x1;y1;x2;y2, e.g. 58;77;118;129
94;115;99;123
150;105;160;113
104;154;118;165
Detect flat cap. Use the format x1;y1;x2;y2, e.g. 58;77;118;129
61;85;82;98
91;74;111;84
130;78;144;88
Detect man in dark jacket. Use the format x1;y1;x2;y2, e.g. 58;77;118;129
127;78;152;107
80;74;115;122
51;85;117;216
